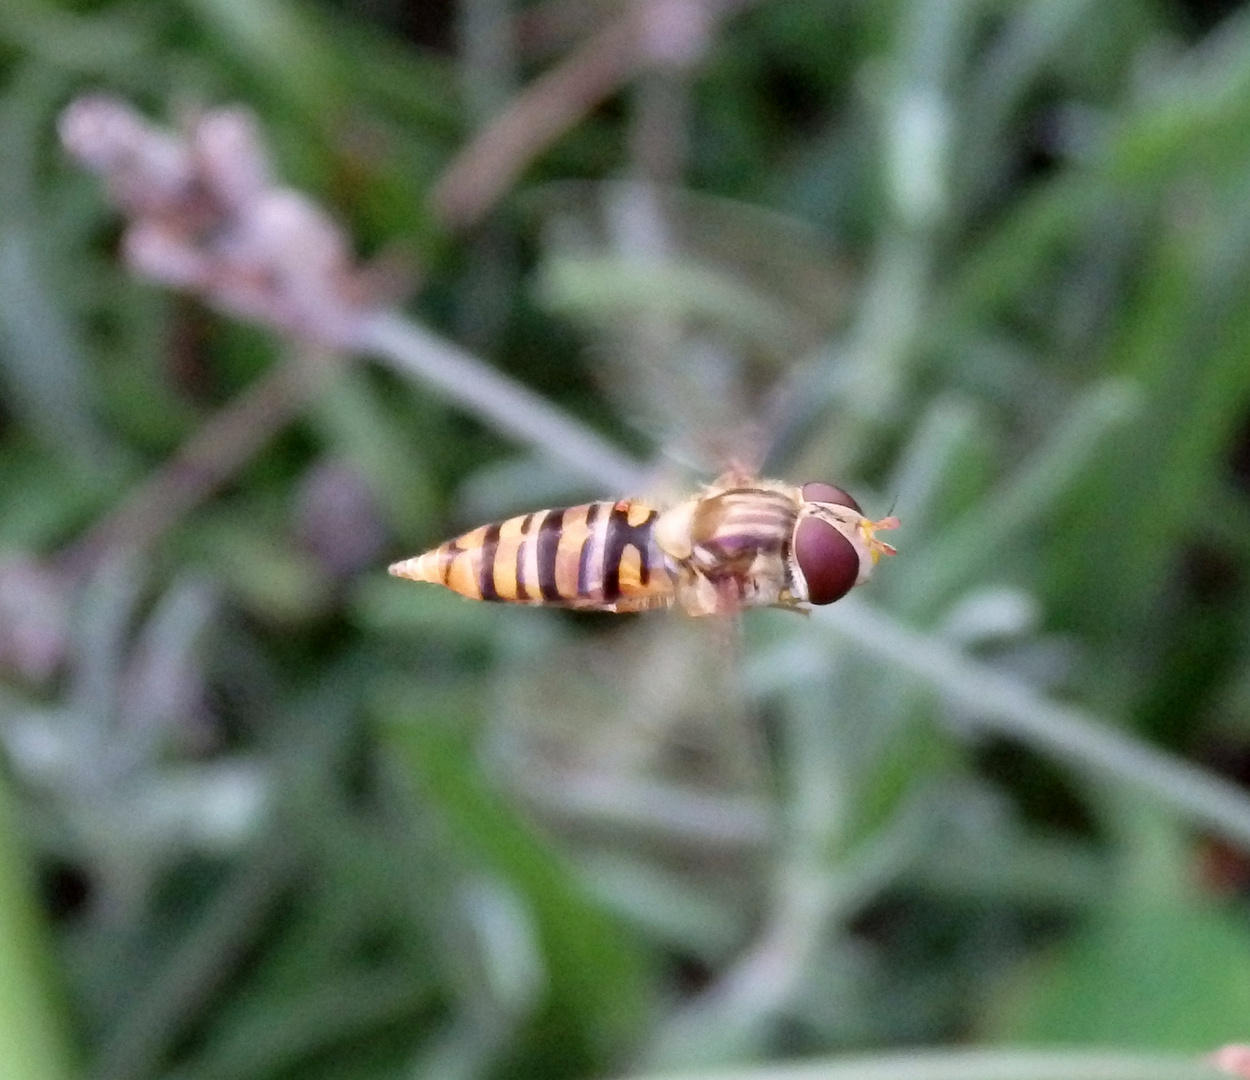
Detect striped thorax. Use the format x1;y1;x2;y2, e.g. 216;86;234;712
388;473;897;616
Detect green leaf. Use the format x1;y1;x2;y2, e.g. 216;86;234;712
376;685;649;1072
988;896;1250;1050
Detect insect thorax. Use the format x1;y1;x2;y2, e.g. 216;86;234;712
653;485;802;614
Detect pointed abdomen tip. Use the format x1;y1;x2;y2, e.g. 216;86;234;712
390;553;439;582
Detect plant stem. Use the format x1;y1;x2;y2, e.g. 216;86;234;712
65;347;337;573
620;1047;1221;1080
359;310;647;493
819;594;1250;852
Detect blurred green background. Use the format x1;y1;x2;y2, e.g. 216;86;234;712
4;0;1250;1078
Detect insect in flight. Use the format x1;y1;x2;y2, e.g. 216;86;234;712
389;471;898;617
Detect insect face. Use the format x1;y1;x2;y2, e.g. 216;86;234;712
791;481;898;606
793;515;860;604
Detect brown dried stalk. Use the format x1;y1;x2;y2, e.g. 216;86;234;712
432;0;755;228
432;15;640;228
64;347;336;573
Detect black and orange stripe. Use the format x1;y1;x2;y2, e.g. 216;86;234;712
389;499;674;611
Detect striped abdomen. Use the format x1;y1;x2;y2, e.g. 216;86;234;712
389;500;675;611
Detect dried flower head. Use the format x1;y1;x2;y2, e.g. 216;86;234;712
60;96;399;348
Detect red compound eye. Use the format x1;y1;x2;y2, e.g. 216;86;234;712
801;482;862;514
793;517;859;605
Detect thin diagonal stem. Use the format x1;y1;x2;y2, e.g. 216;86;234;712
431;14;638;227
358;310;647;493
819;594;1250;853
64;346;337;574
619;1048;1221;1080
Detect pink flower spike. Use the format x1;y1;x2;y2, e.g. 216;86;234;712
1211;1045;1250;1078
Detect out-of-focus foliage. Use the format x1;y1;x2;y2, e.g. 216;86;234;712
2;1;1250;1079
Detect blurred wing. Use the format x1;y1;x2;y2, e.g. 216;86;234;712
530;180;850;475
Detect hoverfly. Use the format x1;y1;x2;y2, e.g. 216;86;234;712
388;470;897;616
